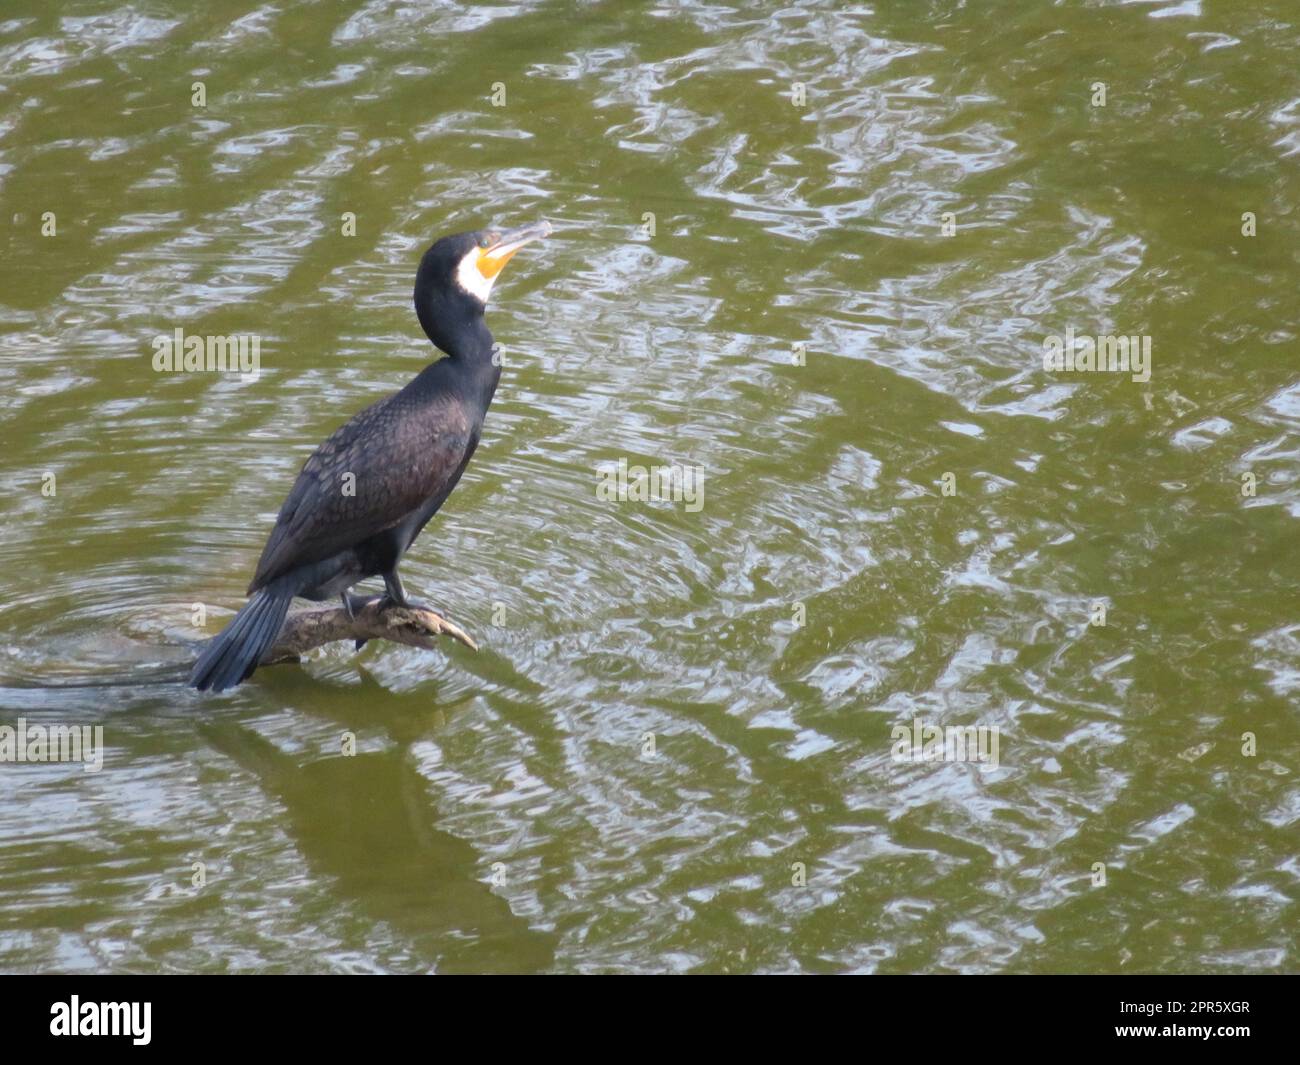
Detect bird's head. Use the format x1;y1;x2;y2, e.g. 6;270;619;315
415;221;551;354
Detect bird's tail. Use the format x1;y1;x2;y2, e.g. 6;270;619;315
188;582;294;693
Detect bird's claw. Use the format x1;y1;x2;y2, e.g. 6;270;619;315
345;592;449;655
378;593;446;620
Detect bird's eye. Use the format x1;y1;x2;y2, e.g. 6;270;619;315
479;236;489;248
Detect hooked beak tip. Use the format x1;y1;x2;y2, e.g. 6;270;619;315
483;220;552;260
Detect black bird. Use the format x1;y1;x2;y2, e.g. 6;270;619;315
189;221;551;692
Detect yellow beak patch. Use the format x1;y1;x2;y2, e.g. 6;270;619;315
477;245;517;279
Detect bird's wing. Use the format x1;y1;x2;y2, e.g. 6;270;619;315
247;390;474;593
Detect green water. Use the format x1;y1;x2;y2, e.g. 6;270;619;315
1;0;1297;974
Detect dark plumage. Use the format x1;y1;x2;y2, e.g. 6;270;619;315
189;221;550;692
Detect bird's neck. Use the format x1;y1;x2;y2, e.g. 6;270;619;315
420;307;492;360
418;315;498;405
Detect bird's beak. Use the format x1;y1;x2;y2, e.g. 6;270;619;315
477;221;552;279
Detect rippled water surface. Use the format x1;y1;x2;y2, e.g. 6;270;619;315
1;0;1298;973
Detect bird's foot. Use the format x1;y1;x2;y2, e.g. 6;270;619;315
342;592;384;650
347;592;448;653
341;591;369;621
378;593;447;620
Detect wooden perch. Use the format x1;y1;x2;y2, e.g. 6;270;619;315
260;596;478;665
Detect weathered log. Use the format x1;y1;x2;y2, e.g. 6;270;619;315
259;596;478;665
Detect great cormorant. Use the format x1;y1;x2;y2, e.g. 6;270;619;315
189;221;551;692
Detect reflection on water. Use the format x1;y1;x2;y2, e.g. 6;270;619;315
0;0;1297;973
199;723;556;973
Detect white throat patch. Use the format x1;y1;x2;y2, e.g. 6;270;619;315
455;249;496;304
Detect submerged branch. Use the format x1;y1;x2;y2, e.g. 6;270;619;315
262;596;478;665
